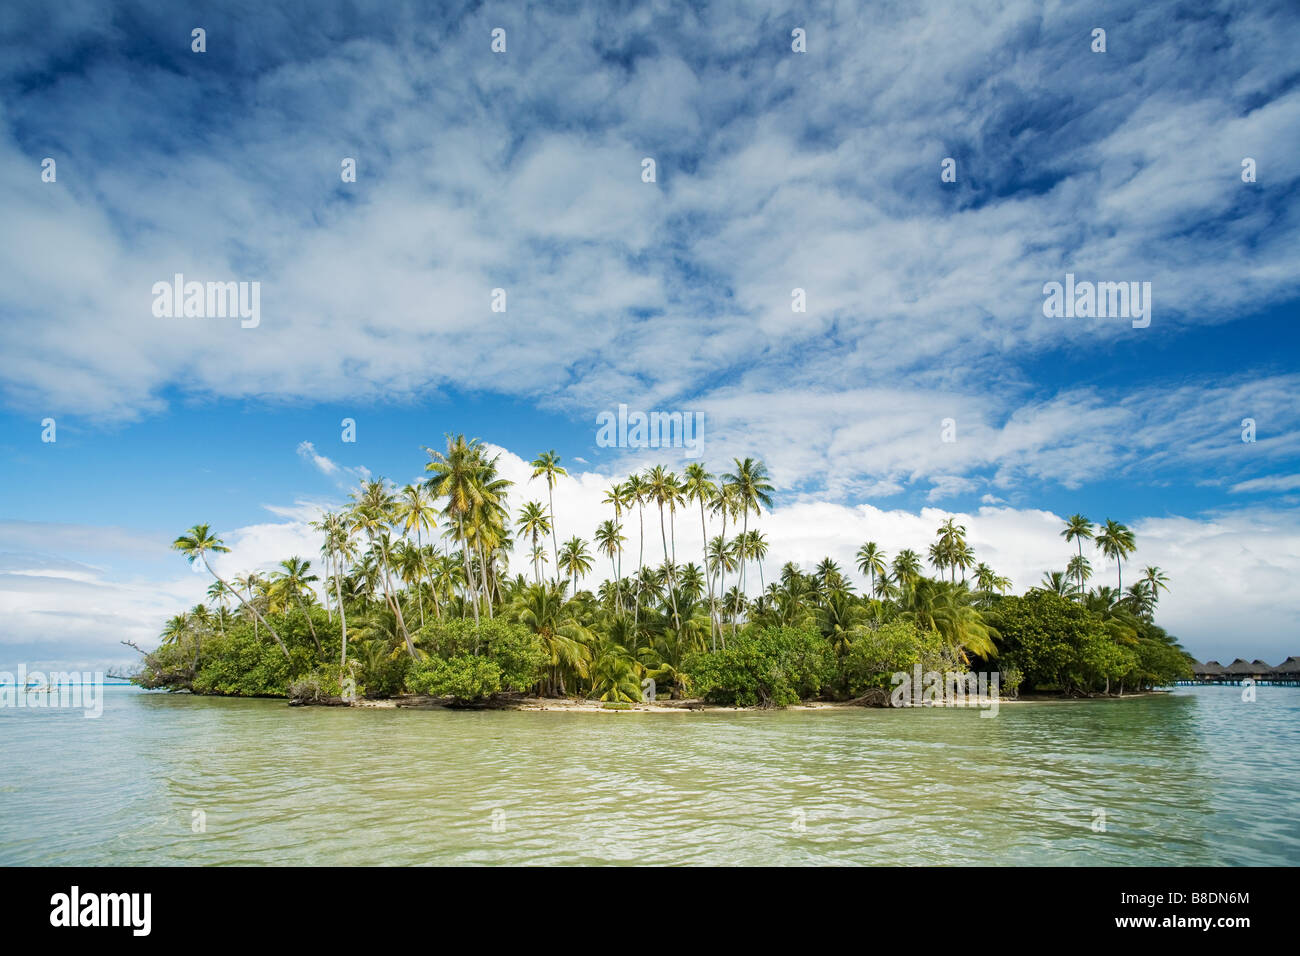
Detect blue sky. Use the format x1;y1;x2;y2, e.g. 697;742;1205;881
1;0;1298;669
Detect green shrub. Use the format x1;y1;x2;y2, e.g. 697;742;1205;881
683;625;835;708
412;618;546;692
841;620;946;697
191;624;307;697
407;655;503;702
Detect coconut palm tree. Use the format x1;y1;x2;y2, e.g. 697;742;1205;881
593;520;626;613
426;435;495;628
514;582;593;696
856;542;887;598
558;535;593;595
349;480;417;656
1061;514;1093;597
530;450;567;574
1037;570;1080;598
720;457;775;637
274;556;320;651
1095;519;1137;593
625;473;647;575
316;511;355;666
172;524;289;658
891;549;922;597
515;501;551;584
744;530;771;590
1066;554;1092;599
1141;566;1170;611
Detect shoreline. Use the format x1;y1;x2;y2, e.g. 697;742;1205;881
344;689;1172;713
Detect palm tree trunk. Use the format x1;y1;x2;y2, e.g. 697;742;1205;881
461;529;480;629
335;570;349;667
295;593;321;653
699;500;716;651
637;503;645;572
547;482;560;575
733;509;748;641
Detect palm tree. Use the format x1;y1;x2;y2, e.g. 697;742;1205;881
172;524;289;658
593;520;626;612
316;511;355;666
274;556;320;651
1066;554;1092;599
973;562;1010;608
856;542;887;598
645;466;682;620
530;451;567;575
515;501;551;584
1141;566;1170;611
891;549;922;597
602;481;632;593
626;473;647;575
1037;570;1079;598
514;582;593;696
426;435;496;628
745;530;770;590
558;536;593;594
720;458;775;637
683;464;718;637
1061;514;1093;597
1095;519;1137;593
349;480;417;656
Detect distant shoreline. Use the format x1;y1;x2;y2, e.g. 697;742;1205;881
302;689;1176;713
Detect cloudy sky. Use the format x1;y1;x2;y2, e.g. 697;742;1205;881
1;0;1298;672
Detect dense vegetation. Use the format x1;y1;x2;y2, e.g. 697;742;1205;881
133;436;1192;706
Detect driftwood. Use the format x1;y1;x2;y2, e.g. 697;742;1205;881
846;688;891;708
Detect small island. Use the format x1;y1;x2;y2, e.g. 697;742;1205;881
133;437;1194;709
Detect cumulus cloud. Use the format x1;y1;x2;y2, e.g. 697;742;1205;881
0;0;1296;501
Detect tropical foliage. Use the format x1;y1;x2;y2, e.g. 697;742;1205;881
135;440;1192;706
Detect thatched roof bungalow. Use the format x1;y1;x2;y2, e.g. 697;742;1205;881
1223;658;1268;677
1273;656;1300;677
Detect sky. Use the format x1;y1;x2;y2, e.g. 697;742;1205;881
1;0;1298;672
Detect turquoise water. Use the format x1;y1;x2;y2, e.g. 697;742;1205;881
1;685;1296;865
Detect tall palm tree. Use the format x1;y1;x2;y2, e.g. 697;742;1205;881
856;542;887;598
515;501;551;584
744;530;770;590
626;473;647;575
1061;514;1093;597
594;520;626;611
426;435;495;628
349;480;417;656
683;463;718;641
172;524;289;658
1095;519;1137;593
316;511;355;666
720;457;775;637
530;451;567;575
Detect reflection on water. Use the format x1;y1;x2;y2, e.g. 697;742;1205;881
1;685;1296;865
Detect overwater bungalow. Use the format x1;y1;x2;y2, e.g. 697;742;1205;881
1182;656;1300;686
